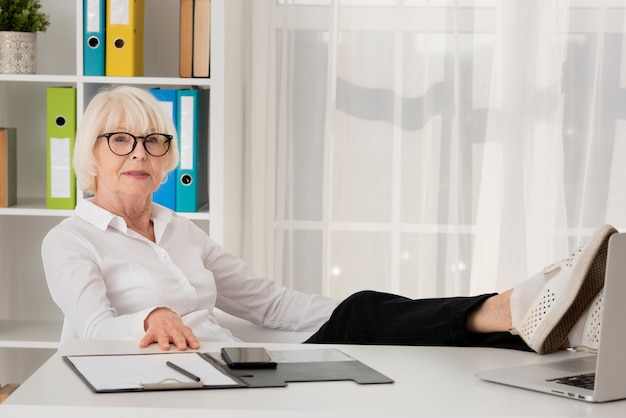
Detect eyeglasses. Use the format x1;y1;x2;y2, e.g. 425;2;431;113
97;132;173;157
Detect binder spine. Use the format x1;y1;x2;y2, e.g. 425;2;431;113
179;0;193;78
106;0;145;76
46;87;77;210
83;0;105;76
192;0;211;78
175;89;200;212
149;88;178;210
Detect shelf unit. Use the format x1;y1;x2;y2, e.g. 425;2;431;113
0;0;239;384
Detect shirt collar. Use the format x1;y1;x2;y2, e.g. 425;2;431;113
74;198;174;235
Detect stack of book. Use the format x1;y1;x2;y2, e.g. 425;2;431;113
179;0;211;78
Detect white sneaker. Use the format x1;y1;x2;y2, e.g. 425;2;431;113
511;224;617;354
570;288;604;353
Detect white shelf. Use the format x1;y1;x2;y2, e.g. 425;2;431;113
178;204;211;221
0;74;78;83
0;198;74;217
0;0;232;384
0;320;62;349
0;198;210;220
0;75;213;86
79;76;213;87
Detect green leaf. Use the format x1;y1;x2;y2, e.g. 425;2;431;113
0;0;50;33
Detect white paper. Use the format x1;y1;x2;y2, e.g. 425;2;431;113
66;353;238;391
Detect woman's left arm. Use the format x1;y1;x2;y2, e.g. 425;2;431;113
204;237;339;332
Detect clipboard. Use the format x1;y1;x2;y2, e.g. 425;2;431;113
63;352;247;392
64;348;394;393
210;348;395;387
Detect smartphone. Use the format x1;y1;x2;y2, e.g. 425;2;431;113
220;347;277;369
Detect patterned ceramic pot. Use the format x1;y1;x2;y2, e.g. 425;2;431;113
0;31;37;74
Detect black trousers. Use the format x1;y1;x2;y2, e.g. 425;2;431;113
305;290;532;351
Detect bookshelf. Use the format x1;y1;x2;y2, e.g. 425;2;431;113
0;0;242;384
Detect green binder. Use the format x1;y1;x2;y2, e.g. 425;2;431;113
46;87;77;209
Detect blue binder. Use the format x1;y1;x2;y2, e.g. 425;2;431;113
149;88;178;210
176;89;207;212
175;89;199;212
83;0;105;76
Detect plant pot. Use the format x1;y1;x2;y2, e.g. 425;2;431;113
0;31;37;74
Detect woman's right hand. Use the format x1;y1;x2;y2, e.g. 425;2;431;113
139;307;201;351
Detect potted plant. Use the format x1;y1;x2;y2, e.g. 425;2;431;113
0;0;50;74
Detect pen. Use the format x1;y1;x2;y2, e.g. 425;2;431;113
166;361;201;382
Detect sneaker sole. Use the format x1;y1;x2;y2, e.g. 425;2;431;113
573;289;604;353
523;225;616;354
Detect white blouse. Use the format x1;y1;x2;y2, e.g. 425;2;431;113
42;199;338;343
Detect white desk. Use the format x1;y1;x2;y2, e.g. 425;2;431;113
2;339;625;417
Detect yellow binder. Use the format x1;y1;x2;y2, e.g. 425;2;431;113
46;87;77;209
106;0;145;76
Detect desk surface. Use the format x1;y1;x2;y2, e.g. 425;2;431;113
2;339;625;417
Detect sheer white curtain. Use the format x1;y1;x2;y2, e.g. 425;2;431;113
243;0;626;301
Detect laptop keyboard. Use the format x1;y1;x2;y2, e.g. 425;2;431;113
548;373;595;390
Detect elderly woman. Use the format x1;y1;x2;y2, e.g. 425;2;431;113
42;85;612;355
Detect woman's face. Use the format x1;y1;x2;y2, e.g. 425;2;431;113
93;126;168;202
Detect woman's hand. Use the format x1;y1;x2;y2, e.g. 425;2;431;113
139;307;201;351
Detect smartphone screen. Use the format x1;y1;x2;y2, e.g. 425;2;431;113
221;347;277;369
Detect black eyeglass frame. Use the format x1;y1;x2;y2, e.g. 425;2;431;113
97;132;174;157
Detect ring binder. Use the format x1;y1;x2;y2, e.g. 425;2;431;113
63;349;393;393
46;87;77;209
83;0;105;75
106;0;145;76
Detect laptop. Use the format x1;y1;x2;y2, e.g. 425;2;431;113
477;232;626;403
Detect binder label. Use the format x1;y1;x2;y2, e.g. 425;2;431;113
50;137;71;198
179;96;195;170
87;0;102;32
110;0;130;25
